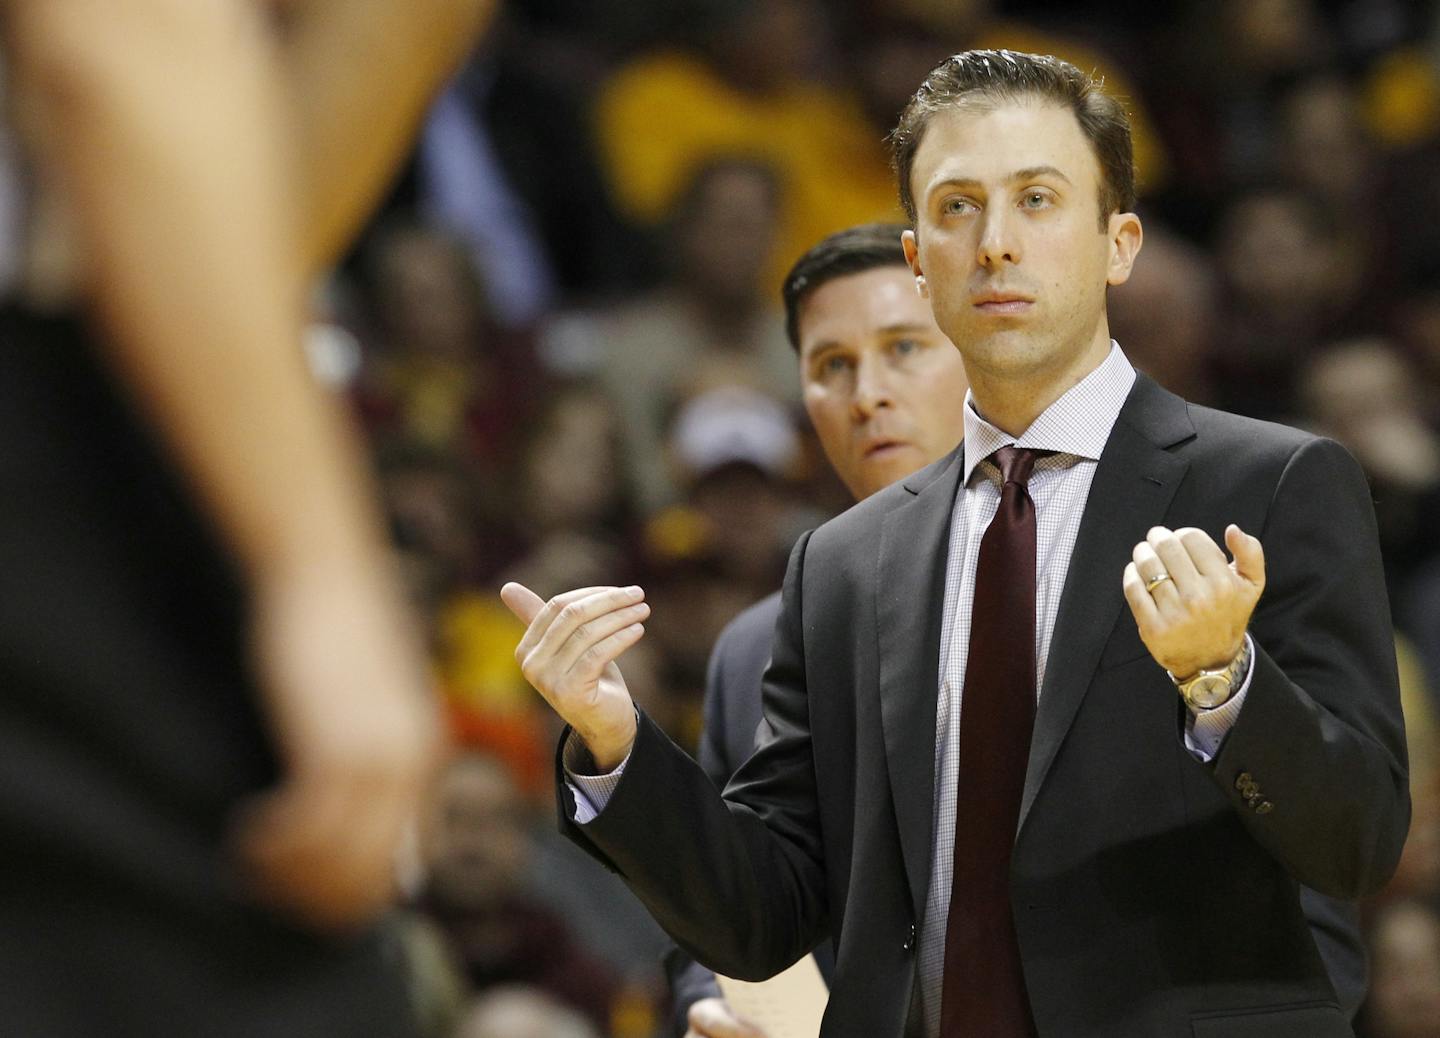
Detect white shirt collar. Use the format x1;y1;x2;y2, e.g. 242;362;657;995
961;341;1137;485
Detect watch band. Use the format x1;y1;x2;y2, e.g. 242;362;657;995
1170;637;1251;710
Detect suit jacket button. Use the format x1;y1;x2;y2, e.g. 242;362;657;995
1235;772;1255;793
1255;800;1274;815
903;924;916;952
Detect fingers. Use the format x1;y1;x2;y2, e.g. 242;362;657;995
1122;560;1162;633
567;619;648;688
1176;527;1231;580
515;586;645;675
1122;522;1264;677
686;997;767;1038
1130;539;1182;620
499;581;546;624
1226;524;1266;588
506;584;614;659
1143;527;1202;597
544;595;651;680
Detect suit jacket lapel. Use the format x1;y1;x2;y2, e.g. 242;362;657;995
1019;375;1195;833
877;445;965;922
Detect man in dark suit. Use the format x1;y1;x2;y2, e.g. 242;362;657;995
503;51;1408;1037
672;225;1372;1036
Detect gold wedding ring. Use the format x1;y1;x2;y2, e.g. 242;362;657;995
1144;571;1172;593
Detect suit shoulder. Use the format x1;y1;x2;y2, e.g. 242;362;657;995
804;449;959;556
1177;403;1343;470
1166;403;1368;507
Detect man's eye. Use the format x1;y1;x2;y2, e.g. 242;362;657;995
943;197;975;215
1022;191;1050;209
892;338;920;356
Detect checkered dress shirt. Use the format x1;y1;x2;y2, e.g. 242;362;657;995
916;344;1249;1034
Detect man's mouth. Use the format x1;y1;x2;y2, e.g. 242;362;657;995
864;439;911;459
973;291;1034;315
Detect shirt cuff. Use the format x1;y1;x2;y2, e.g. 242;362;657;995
1183;634;1255;762
563;729;630;824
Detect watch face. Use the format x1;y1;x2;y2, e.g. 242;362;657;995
1185;675;1231;709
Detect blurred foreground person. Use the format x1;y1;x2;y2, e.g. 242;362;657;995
0;0;489;1034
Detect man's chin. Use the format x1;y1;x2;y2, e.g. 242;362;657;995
857;448;922;497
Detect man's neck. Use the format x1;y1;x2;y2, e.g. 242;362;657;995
968;333;1113;437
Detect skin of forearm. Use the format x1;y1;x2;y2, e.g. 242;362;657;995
275;0;496;274
7;0;394;589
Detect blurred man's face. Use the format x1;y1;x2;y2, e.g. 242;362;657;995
676;165;779;309
422;756;529;911
799;266;969;499
902;100;1139;395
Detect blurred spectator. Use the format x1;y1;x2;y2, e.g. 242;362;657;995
1361;897;1440;1038
1212;188;1365;420
416;67;558;328
352;221;538;475
1298;337;1440;607
1402;560;1440;718
668;385;806;589
639;386;811;745
409;3;652;307
414;752;624;1032
1278;74;1377;213
843;1;1169;195
1393;282;1440;415
378;442;485;614
426;381;639;787
593;0;898;289
1106;223;1220;404
546;160;798;511
456;986;601;1038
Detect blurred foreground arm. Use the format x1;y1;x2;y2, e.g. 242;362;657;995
271;0;498;273
5;0;437;930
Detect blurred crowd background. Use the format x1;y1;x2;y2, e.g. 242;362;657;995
300;1;1440;1035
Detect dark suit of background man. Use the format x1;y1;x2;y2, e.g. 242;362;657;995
669;225;1371;1038
504;50;1408;1038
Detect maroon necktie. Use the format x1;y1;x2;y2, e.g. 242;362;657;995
940;446;1042;1037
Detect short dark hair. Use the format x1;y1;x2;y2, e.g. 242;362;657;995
781;223;911;351
890;50;1136;230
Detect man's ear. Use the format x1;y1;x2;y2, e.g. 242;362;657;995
1105;212;1143;287
901;229;922;276
902;230;927;297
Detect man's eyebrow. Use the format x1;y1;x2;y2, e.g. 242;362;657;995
878;322;932;335
801;338;843;360
927;165;1074;194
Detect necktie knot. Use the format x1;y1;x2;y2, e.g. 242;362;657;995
992;445;1042;489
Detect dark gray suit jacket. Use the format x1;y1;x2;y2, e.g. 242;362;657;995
564;376;1408;1037
670;587;1371;1030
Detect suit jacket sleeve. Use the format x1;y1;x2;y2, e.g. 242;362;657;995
1209;436;1409;897
557;532;828;981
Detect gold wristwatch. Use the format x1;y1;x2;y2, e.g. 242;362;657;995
1169;638;1251;710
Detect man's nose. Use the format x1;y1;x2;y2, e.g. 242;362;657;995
977;205;1020;268
851;355;895;419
